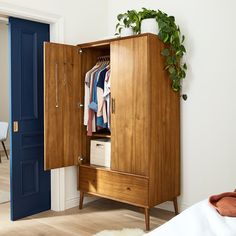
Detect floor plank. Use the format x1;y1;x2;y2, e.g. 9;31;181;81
0;151;10;194
0;198;174;235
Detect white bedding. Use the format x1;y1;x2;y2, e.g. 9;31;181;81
145;199;236;236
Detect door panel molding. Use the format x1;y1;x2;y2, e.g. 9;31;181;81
21;159;39;196
20;30;38;120
21;132;43;150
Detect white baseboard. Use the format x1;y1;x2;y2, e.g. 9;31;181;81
156;201;190;213
65;195;190;212
65;195;98;210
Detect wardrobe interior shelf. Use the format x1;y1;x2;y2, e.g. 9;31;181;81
92;133;111;138
80;163;149;179
80;163;110;171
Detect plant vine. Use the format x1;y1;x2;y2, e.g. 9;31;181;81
115;8;187;93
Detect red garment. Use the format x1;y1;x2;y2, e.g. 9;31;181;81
209;189;236;217
87;73;96;136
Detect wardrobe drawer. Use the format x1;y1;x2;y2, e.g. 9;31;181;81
79;165;149;206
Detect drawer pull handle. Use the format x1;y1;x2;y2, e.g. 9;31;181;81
55;63;59;108
111;98;115;114
126;187;131;191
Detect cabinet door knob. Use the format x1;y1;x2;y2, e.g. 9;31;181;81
55;63;59;108
78;156;84;165
78;103;84;108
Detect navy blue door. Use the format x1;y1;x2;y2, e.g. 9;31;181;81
10;17;50;220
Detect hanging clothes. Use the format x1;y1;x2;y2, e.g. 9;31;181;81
84;56;111;136
103;69;111;129
97;66;109;129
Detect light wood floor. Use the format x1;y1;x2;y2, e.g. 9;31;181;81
0;151;10;194
0;198;174;235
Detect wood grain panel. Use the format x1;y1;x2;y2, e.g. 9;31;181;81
79;165;148;207
44;42;82;170
147;35;180;207
110;36;149;176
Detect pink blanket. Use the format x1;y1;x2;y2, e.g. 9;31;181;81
209;189;236;217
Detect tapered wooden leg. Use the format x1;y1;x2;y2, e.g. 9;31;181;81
144;207;150;231
79;191;84;209
2;141;8;160
173;197;179;215
0;152;1;163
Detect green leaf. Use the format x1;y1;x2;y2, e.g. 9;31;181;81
115;23;120;30
168;66;176;74
161;48;170;57
180;45;186;53
176;50;181;56
183;63;187;70
182;94;188;100
172;82;181;92
117;14;124;21
163;34;169;43
166;56;173;65
170;35;174;44
123;18;128;26
169;16;175;22
182;35;185;43
180;70;186;78
165;65;171;70
173;78;181;87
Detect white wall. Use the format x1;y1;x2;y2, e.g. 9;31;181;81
0;0;109;44
0;22;10;150
107;0;236;210
0;0;108;209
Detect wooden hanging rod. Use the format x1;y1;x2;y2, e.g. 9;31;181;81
97;55;110;61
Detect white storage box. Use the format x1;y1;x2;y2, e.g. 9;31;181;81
90;139;111;168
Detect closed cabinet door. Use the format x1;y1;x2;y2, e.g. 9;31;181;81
110;36;149;176
44;43;82;169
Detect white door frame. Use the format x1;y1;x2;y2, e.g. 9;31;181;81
0;2;66;212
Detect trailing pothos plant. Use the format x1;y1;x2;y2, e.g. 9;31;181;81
115;10;140;35
156;9;187;93
116;8;187;96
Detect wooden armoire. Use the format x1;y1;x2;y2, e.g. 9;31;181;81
44;33;180;231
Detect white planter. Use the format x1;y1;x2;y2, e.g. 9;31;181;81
141;18;159;35
120;27;134;37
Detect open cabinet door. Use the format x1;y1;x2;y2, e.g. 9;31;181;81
44;43;82;170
